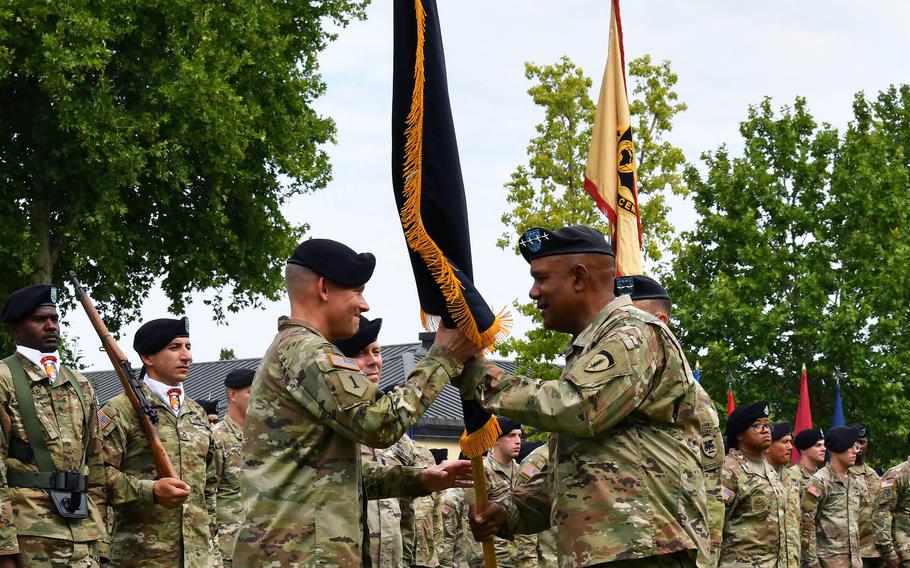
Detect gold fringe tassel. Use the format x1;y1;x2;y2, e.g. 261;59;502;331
400;0;507;351
459;415;502;459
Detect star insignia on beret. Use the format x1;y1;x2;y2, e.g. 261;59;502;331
518;229;548;252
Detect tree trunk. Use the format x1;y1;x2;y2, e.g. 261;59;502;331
30;198;57;285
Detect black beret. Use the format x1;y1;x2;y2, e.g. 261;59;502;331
333;316;383;358
847;423;868;439
724;401;770;448
195;399;219;416
224;369;255;389
615;275;670;300
826;425;860;453
287;238;376;287
134;317;190;356
1;285;57;323
496;416;522;436
771;422;792;441
793;428;825;451
518;226;614;263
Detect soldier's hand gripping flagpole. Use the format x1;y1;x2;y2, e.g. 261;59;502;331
68;272;179;480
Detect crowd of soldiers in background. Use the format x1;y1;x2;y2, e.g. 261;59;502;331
1;225;909;567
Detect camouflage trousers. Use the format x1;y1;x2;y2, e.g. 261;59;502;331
591;550;697;567
17;536;98;567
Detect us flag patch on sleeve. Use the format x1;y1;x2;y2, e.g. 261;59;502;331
807;484;822;497
722;487;734;502
882;478;895;488
98;409;111;430
521;464;540;478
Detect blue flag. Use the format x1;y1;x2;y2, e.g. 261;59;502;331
831;380;845;428
694;361;701;383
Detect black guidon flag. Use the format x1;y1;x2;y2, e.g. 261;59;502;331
391;0;508;457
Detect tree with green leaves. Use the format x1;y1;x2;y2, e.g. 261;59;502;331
664;87;910;466
0;0;368;352
495;54;688;377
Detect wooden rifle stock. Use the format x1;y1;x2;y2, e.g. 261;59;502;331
68;272;179;480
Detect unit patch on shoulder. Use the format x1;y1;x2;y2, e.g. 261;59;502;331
807;484;822;498
329;353;361;372
98;409;112;430
585;350;615;373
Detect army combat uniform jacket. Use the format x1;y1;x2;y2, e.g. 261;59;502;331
439;487;483;568
873;458;910;566
513;443;557;568
461;296;713;567
233;317;463;566
800;466;863;568
362;444;404;567
849;463;881;562
100;384;219;567
777;465;802;568
718;449;786;567
212;415;244;566
386;434;441;567
0;353;106;555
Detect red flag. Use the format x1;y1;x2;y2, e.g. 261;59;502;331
726;381;735;417
791;363;813;464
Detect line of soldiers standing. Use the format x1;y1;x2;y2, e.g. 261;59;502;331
2;224;909;567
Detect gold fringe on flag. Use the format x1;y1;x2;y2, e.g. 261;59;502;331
459;415;502;458
400;0;508;351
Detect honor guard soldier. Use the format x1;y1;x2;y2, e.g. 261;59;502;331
848;424;884;568
212;368;254;567
800;426;864;568
0;285;106;567
792;429;827;494
718;402;787;567
233;239;476;567
196;399;220;426
465;226;711;568
766;421;801;567
873;431;910;568
100;317;220;567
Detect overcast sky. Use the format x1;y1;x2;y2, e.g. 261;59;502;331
69;1;910;371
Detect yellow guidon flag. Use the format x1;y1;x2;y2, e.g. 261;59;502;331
584;0;643;276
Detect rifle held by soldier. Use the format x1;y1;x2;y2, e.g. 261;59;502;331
68;272;179;480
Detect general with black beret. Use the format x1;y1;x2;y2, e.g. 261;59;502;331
724;400;770;449
224;368;255;389
1;284;57;323
518;225;614;263
287;238;376;287
333;315;382;358
793;428;825;451
825;425;860;453
133;316;190;355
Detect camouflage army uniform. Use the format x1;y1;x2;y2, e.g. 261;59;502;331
873;458;910;566
777;465;802;568
694;382;724;568
0;353;106;566
388;435;441;567
849;463;882;565
718;448;786;567
513;443;557;568
362;445;404;567
481;452;523;567
460;295;710;567
800;466;863;568
439;487;483;568
233;317;463;566
790;463;818;496
100;384;219;567
212;415;244;566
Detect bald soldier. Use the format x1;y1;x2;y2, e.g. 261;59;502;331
0;285;106;567
233;238;476;566
465;226;711;567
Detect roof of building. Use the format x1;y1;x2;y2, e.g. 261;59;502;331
84;342;518;438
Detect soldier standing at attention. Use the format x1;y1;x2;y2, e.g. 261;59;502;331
512;441;557;568
100;317;220;567
233;239;476;567
792;429;827;494
480;417;523;568
873;431;910;568
800;426;864;568
718;402;787;567
212;368;254;567
0;285;106;567
848;424;883;568
465;226;710;567
766;422;800;567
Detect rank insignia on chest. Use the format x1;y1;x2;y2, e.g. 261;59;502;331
751;494;768;512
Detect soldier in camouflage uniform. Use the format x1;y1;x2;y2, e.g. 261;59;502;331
792;429;827;495
212;368;254;567
0;285;106;567
873;432;910;568
848;424;884;568
100;316;219;567
718;401;787;567
233;239;476;566
513;442;557;568
800;426;864;568
465;226;711;567
440;486;483;568
765;421;800;567
477;417;524;568
389;437;443;567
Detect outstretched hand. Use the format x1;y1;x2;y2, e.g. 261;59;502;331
468;501;507;542
420;459;474;492
434;325;480;363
